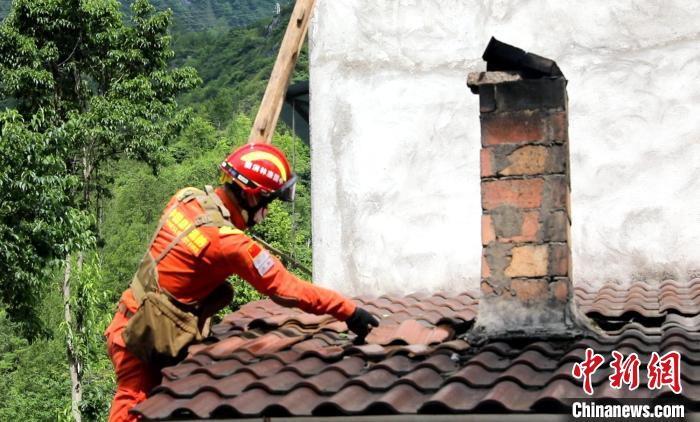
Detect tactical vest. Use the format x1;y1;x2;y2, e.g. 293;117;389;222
129;185;236;307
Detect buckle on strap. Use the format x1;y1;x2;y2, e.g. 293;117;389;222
194;214;212;226
118;302;134;318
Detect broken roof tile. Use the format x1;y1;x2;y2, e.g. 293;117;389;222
134;282;700;419
365;319;453;345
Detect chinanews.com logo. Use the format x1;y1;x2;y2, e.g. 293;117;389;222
569;348;685;420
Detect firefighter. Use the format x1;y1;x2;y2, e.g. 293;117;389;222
104;143;379;422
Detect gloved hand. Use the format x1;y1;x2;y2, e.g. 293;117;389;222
345;307;379;342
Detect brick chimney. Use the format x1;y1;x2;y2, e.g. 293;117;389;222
468;39;583;338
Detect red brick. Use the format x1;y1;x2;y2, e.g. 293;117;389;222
480;148;495;178
549;243;570;276
482;179;544;210
505;245;548;277
500;211;540;243
481;215;496;246
548;111;568;142
481;111;545;146
500;145;548;176
551;279;570;303
510;278;549;303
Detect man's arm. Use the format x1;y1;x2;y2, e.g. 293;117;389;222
217;230;356;321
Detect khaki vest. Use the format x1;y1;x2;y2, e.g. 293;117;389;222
122;185;238;365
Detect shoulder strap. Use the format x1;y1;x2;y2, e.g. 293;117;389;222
205;185;231;219
143;187;204;251
154;223;197;264
175;186;205;202
189;185;233;228
131;187;204;303
131;186;236;303
145;202;179;252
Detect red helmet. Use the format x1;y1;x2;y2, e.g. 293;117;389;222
220;144;296;202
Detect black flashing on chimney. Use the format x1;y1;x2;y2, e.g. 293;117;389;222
482;37;565;80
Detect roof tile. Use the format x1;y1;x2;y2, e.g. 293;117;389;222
283;356;327;376
225;388;284;416
321;385;379;413
351;368;399;391
244;370;305;394
303;369;352;393
398;366;444;391
134;282;700;419
423;381;484;412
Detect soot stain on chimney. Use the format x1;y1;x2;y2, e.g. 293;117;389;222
491;205;525;238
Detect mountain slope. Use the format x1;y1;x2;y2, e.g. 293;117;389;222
0;0;281;31
129;0;281;31
171;2;308;126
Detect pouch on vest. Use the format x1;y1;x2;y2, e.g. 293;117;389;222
122;278;234;366
122;291;202;367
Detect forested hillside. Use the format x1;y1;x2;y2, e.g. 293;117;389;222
0;0;310;420
0;0;283;29
142;0;280;31
170;4;308;127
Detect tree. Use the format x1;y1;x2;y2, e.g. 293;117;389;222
0;109;91;336
0;0;199;419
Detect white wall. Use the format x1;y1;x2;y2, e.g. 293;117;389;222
309;0;700;295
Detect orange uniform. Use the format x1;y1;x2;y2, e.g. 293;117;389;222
104;186;356;422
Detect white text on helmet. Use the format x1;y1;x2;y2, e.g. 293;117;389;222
243;160;282;184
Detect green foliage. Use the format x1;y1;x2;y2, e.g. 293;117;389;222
0;0;199;328
68;254;116;420
228;276;264;311
120;0;281;32
0;272;113;421
0;0;201;419
0;309;71;420
1;0;201;185
0;110;93;336
171;2;308;121
1;0;280;31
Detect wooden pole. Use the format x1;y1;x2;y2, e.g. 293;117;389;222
248;0;316;144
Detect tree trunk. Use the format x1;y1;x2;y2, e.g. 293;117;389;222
63;255;82;422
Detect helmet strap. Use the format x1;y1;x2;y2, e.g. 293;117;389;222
225;182;272;227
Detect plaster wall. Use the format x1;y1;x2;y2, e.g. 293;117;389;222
309;0;700;295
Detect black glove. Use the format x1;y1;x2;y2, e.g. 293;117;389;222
345;307;379;342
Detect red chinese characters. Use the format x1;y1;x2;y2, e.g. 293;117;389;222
609;351;640;390
572;348;605;395
572;349;683;395
648;351;682;394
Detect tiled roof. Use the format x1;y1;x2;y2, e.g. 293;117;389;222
133;279;700;420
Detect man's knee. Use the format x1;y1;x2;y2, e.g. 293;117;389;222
109;388;145;422
107;339;160;421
